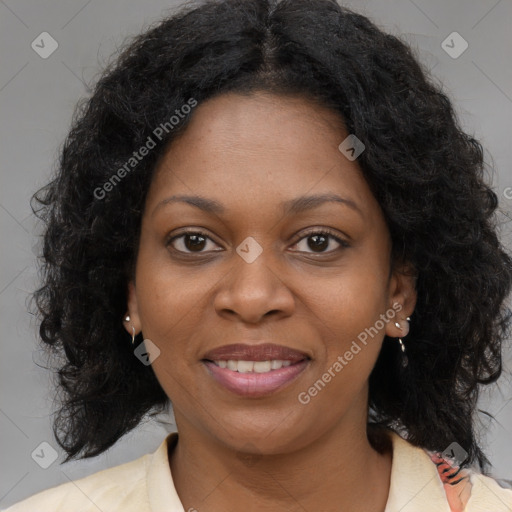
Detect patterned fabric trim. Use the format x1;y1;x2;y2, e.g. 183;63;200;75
428;452;473;512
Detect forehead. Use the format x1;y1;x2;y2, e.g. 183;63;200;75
146;92;377;218
157;92;348;165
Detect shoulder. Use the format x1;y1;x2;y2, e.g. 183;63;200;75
386;430;512;512
427;448;512;512
465;473;512;512
1;449;153;512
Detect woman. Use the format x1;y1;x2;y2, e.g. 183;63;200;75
4;0;512;510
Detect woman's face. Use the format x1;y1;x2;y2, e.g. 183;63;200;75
127;91;416;454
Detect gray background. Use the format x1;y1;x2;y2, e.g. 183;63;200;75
1;0;511;507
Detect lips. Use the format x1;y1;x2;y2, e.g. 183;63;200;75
201;343;311;397
202;343;310;363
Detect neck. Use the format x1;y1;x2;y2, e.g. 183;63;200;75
168;414;393;512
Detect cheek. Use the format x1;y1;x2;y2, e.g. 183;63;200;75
134;233;209;333
133;248;205;366
136;280;203;360
307;260;389;338
303;258;390;383
134;268;204;403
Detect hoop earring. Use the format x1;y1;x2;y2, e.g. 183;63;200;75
124;315;136;346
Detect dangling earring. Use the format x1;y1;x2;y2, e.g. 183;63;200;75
394;317;410;368
124;315;136;346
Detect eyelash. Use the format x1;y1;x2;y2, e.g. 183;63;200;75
166;228;350;256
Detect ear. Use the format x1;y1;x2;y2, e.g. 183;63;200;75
385;260;417;339
124;280;142;336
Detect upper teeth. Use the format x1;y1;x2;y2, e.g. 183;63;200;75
214;360;293;373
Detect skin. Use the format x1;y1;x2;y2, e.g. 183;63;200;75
125;91;417;512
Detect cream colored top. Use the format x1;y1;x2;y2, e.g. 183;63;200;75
2;431;511;512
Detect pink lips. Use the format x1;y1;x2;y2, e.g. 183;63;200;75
202;343;309;363
201;343;310;398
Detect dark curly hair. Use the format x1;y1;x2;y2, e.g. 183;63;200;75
31;0;512;470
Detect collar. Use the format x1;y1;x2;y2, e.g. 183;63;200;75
384;431;452;511
146;432;184;512
145;430;454;512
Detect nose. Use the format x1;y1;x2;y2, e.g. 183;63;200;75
213;246;295;324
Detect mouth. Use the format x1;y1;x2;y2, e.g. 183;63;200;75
201;343;311;397
208;359;297;372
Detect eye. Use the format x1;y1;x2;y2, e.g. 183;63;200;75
166;228;350;256
166;230;222;254
290;229;349;254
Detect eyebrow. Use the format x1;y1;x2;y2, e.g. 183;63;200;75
152;193;363;218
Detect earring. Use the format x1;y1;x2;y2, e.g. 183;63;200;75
397;316;410;368
397;337;408;368
124;315;136;345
